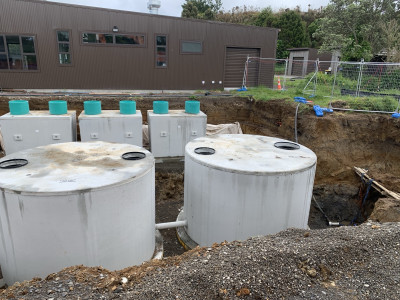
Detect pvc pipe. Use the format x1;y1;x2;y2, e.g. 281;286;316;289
328;221;341;226
155;220;187;230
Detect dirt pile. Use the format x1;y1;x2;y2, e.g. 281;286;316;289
369;198;400;222
1;222;399;299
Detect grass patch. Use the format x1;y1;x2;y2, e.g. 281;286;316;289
232;75;399;112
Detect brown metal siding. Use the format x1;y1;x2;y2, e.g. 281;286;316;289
0;0;279;90
291;57;304;76
317;52;333;72
224;47;260;88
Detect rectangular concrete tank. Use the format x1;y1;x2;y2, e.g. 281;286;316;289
147;110;206;157
0;111;77;155
78;110;143;146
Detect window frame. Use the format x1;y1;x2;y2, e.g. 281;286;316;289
155;34;168;69
180;40;203;55
80;31;147;48
0;33;40;72
55;29;73;67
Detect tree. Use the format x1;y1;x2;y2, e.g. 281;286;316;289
181;0;222;20
275;10;308;58
380;19;400;62
253;7;277;28
215;6;260;25
307;19;323;48
314;0;399;61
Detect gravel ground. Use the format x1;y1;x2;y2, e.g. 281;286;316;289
1;222;399;300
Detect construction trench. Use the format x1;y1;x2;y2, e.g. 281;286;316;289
0;95;399;298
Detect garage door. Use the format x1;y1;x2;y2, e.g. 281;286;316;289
224;47;260;88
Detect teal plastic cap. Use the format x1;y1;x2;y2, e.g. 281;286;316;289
9;100;30;115
49;100;67;115
84;100;101;115
120;100;136;115
185;100;200;114
153;101;169;114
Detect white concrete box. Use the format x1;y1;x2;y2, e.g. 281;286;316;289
0;111;77;155
78;110;143;146
147;110;206;157
0;141;155;285
183;134;317;247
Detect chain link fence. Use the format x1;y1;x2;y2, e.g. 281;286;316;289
242;57;400;113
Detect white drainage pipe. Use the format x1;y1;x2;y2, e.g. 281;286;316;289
155;220;188;230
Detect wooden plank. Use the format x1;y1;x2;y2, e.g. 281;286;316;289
354;167;400;200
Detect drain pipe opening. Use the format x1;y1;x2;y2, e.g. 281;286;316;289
0;159;28;169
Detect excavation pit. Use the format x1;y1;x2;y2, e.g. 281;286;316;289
0;95;399;292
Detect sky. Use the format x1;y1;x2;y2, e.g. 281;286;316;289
46;0;331;17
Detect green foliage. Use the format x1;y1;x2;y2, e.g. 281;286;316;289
232;75;399;112
338;96;399;111
315;0;399;61
307;19;322;48
275;10;308;59
181;0;222;20
215;5;260;25
380;19;400;62
253;7;277;27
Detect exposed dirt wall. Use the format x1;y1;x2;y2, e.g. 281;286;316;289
1;96;399;190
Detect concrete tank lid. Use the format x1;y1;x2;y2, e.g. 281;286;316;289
0;141;154;194
185;134;317;174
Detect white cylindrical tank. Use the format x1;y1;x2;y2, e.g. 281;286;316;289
0;141;155;285
183;134;317;247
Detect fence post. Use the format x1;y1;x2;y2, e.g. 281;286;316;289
241;55;249;89
283;58;288;90
329;61;339;108
314;59;319;95
356;58;365;97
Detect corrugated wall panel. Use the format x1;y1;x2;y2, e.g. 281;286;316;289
0;0;278;90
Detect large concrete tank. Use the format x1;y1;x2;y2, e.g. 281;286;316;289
182;134;317;247
0;141;155;285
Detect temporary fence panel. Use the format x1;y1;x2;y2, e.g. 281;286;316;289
242;58;287;90
240;57;400;113
327;61;400;113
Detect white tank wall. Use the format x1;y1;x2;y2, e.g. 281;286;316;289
78;110;143;146
183;134;317;247
0;111;77;155
184;159;315;246
147;110;207;157
0;142;154;285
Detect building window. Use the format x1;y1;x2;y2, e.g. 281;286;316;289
82;33;113;44
115;34;145;45
82;32;146;46
181;41;202;54
0;34;38;70
156;35;167;68
57;30;72;65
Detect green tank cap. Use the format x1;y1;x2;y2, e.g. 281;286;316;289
153;101;169;114
9;100;30;115
120;100;136;115
185;100;200;114
84;100;101;115
49;100;67;115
